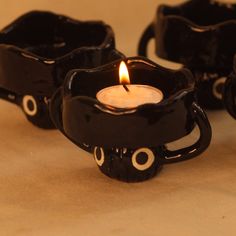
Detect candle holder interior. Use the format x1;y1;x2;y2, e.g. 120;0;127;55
163;0;236;26
50;57;212;182
0;11;123;128
1;12;111;59
65;59;193;101
138;0;236;109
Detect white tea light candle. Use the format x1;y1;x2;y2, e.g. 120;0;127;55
97;84;163;108
96;61;164;108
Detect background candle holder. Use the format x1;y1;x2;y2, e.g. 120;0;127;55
138;0;236;110
224;56;236;119
0;10;124;128
50;57;212;182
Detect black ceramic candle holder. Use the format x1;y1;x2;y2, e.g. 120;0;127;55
224;55;236;119
0;11;124;128
50;57;212;182
138;0;236;109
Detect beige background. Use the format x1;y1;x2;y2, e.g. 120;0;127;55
0;0;236;235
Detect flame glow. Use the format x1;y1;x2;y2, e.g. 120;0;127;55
119;61;130;85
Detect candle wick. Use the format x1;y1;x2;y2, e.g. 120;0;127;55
123;84;130;92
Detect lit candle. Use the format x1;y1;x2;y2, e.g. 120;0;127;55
96;61;163;108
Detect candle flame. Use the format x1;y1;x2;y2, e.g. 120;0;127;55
119;61;130;85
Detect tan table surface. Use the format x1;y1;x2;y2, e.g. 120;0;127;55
0;1;236;235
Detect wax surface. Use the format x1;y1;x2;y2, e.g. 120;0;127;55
96;85;163;108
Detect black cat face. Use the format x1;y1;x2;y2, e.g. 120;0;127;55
93;146;162;182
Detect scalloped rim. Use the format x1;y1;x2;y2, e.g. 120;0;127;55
63;56;195;115
0;10;115;62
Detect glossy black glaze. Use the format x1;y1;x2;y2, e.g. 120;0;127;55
224;56;236;119
94;147;163;182
0;11;124;128
138;0;236;109
50;57;212;182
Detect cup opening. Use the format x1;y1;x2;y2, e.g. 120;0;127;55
66;58;193;103
162;0;236;26
1;11;109;59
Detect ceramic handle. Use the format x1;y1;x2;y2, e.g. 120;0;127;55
49;88;64;132
49;88;93;153
162;102;212;164
138;23;155;57
224;74;236;119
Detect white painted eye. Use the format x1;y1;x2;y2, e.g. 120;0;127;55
212;77;227;100
94;147;105;167
22;95;38;116
132;148;155;171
